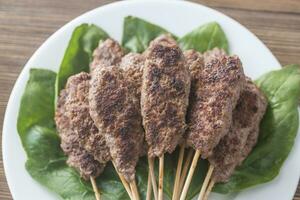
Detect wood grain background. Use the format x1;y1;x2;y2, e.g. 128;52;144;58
0;0;299;199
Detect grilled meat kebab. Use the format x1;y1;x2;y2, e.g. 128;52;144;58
141;35;191;157
209;79;267;182
89;54;145;181
120;52;147;156
55;32;265;187
120;52;145;97
54;38;126;180
55;84;103;180
186;50;246;158
90;38;124;72
64;72;110;164
184;50;204;89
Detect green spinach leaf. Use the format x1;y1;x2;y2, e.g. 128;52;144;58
214;65;300;193
18;69;57;137
122;17;228;54
122;16;173;53
55;24;108;98
18;69;95;199
178;22;229;53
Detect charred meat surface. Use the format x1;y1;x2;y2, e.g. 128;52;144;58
120;53;145;98
89;65;144;182
120;53;148;156
90;38;124;72
55;86;103;180
141;35;191;157
64;72;110;164
186;53;245;158
210;79;268;182
66;149;103;180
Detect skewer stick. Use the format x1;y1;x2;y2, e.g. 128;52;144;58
130;180;140;200
148;157;158;200
203;179;215;200
178;148;194;194
90;177;101;200
158;155;164;200
118;173;133;199
179;150;201;200
112;162;132;199
146;170;152;200
172;144;185;200
198;165;214;200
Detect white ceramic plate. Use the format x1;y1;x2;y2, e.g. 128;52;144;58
2;0;300;199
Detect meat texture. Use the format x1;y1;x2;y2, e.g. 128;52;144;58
203;47;227;64
89;63;144;182
55;87;102;180
141;35;191;157
184;50;204;81
120;53;148;156
64;72;110;164
120;53;145;98
186;51;245;158
54;38;124;180
90;38;124;72
210;79;268;182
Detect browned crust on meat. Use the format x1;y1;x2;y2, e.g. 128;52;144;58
181;50;204;146
64;72;110;164
55;84;103;180
120;53;148;156
89;66;144;181
120;53;145;100
184;50;204;80
237;82;268;166
141;35;191;157
186;54;245;158
55;89;69;135
210;79;268;182
90;38;124;72
66;147;104;180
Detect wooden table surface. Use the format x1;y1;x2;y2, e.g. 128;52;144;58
0;0;299;199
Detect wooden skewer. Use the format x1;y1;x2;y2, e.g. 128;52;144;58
203;179;215;200
90;177;101;200
198;165;214;200
172;144;185;200
179;150;201;200
148;157;158;200
112;162;132;199
146;170;152;200
118;173;133;199
158;155;164;200
178;148;194;195
130;179;140;200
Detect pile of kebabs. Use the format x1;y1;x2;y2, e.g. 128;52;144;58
55;34;267;200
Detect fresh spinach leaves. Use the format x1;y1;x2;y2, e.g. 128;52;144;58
122;16;172;53
123;17;228;53
178;22;229;53
55;24;108;98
